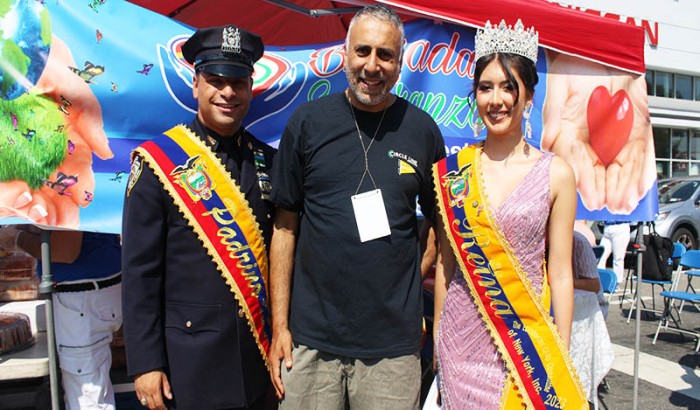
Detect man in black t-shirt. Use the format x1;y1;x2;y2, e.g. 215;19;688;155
268;5;445;410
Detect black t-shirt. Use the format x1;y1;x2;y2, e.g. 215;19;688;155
271;92;445;358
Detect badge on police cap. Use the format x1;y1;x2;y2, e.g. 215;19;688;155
182;24;264;78
221;27;241;54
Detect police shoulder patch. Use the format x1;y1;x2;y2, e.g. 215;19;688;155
126;155;144;197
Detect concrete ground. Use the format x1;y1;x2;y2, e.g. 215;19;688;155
593;274;700;410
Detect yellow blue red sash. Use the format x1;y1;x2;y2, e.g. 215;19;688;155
433;145;585;410
134;124;271;364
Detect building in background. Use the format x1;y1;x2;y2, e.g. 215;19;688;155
552;0;700;178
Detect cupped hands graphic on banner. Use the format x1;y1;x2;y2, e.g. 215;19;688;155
542;52;656;215
0;2;113;228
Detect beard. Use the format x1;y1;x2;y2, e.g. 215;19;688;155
345;69;393;107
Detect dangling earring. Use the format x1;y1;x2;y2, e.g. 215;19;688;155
523;103;533;139
470;97;485;138
472;119;485;139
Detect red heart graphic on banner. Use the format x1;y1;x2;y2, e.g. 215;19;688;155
586;86;634;166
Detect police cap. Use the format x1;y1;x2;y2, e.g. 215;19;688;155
182;25;264;78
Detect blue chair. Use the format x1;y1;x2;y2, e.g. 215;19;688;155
652;249;700;352
598;268;618;296
685;270;700;294
679;264;700;314
597;268;617;321
673;242;688;262
626;242;686;323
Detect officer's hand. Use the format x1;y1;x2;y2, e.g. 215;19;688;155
134;370;172;410
269;327;293;400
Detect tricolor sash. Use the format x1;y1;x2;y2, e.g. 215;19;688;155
134;124;271;364
433;145;586;410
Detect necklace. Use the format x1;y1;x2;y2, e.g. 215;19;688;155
349;99;387;195
481;137;531;164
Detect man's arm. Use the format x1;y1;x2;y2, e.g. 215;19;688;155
121;158;171;409
420;219;437;281
269;207;300;400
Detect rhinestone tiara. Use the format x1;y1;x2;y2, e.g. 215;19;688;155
475;19;539;63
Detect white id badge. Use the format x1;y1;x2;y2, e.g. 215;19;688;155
351;189;391;242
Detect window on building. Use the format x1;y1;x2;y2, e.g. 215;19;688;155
655;127;671;158
672;162;689;177
692;129;700;161
672;128;689;160
654;127;700;178
646;69;700;101
676;74;692;100
657;161;669;179
655;72;673;98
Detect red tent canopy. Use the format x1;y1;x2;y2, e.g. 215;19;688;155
353;0;645;74
129;0;645;74
127;0;353;46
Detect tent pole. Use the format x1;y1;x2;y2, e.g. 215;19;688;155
632;222;646;410
39;230;60;410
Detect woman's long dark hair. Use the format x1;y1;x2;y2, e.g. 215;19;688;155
471;53;539;105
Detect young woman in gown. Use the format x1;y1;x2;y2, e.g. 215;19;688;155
432;20;587;409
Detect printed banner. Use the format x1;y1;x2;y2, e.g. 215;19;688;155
0;0;657;232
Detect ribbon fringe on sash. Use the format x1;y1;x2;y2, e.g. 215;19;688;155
134;124;271;365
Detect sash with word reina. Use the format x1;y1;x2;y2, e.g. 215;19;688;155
134;124;271;364
433;145;586;410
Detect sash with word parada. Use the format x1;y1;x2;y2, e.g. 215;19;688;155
132;124;271;365
433;145;586;410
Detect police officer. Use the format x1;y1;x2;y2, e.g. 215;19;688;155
121;25;274;410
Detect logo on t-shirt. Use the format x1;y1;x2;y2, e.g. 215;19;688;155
387;150;418;175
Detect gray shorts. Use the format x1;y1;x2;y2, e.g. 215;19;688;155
279;343;420;410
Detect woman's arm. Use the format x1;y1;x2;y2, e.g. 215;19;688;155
547;156;577;350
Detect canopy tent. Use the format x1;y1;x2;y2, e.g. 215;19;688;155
117;4;653;408
127;0;353;45
128;0;645;73
0;2;653;408
351;0;645;74
0;0;654;230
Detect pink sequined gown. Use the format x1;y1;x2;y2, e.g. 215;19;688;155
436;152;554;409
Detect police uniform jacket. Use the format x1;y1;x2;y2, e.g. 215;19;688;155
122;118;275;409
